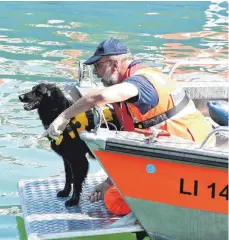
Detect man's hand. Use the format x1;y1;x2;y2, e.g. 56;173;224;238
88;178;112;203
41;114;70;140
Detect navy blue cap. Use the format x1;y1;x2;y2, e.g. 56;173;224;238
84;37;130;65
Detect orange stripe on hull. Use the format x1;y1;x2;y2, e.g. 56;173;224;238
95;150;228;214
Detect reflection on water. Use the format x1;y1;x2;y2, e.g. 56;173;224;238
0;1;228;238
0;1;227;84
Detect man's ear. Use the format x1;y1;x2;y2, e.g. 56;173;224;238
112;60;119;71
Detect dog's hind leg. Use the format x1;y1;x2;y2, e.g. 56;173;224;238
65;155;89;207
57;158;72;198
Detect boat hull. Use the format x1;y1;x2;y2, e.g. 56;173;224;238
80;128;228;240
94;150;228;240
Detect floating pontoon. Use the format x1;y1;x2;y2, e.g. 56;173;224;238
18;174;143;240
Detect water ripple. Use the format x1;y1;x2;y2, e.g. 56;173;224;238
0;206;21;215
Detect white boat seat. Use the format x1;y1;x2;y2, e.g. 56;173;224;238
18;173;143;239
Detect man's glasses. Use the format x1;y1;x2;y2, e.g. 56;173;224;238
94;60;111;71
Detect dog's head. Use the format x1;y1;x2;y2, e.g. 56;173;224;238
19;83;59;111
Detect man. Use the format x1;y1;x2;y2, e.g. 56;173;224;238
43;37;213;215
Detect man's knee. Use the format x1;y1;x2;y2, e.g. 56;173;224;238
104;186;131;216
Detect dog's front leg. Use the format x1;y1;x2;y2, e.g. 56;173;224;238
65;155;89;207
57;158;72;198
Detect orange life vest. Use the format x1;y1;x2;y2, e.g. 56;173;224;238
112;63;213;145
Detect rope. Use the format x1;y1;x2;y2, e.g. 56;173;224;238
92;106;118;133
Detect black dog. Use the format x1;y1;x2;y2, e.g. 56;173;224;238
19;83;119;207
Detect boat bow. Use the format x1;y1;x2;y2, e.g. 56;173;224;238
80;129;228;240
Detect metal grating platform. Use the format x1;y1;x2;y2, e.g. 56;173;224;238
18;173;143;240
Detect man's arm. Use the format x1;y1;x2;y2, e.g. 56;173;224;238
42;82;138;139
63;82;138;120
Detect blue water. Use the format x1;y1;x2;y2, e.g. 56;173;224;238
0;1;228;239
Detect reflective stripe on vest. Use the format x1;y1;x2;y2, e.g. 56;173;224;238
134;94;190;129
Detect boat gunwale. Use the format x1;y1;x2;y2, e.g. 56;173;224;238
104;140;228;168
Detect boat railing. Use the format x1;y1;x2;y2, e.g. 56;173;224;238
199;126;229;149
76;59;229;99
78;60;98;87
74;59;228;119
77;59;228;86
168;59;228;78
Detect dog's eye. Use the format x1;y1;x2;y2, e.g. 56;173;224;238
37;90;44;96
36;87;45;93
33;89;43;96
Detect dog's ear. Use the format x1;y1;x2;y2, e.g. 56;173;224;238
39;83;56;97
37;85;48;95
47;84;57;97
47;90;51;97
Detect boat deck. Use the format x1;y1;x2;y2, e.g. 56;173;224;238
18;173;143;240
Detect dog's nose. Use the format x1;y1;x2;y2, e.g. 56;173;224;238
19;94;25;101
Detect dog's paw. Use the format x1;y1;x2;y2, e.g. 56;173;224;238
57;189;70;198
65;197;79;207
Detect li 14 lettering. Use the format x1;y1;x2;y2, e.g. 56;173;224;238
179;178;228;200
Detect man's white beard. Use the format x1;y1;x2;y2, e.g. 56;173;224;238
101;66;118;87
